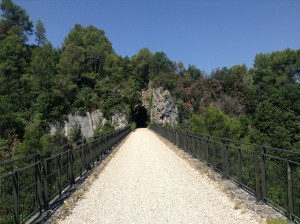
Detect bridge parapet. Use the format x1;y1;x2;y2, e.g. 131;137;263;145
152;124;300;222
0;127;131;224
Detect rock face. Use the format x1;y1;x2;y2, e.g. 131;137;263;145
112;109;128;130
141;89;151;109
142;87;178;126
49;109;128;139
49;86;177;138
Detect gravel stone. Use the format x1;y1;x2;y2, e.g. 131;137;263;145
59;128;264;224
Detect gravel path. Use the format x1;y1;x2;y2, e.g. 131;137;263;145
59;128;263;224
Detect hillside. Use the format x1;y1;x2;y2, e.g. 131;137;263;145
0;0;299;163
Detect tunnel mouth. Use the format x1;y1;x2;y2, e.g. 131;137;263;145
133;105;149;128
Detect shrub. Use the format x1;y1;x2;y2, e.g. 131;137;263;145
69;121;83;142
130;122;136;131
190;106;241;139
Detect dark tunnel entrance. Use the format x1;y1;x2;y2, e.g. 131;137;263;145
133;106;149;128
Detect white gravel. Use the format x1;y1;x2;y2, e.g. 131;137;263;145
59;128;262;224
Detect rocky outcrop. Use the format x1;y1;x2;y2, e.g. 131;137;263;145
141;89;151;109
112;109;129;130
142;87;178;126
49;109;128;139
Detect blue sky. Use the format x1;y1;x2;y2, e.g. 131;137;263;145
14;0;300;73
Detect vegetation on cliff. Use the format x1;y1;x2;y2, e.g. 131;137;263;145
0;0;299;162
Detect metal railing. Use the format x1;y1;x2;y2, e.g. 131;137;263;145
0;127;131;224
152;124;300;221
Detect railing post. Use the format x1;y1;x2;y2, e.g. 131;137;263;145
99;137;103;161
104;135;107;154
188;134;191;152
261;146;267;203
91;141;95;167
68;146;75;186
205;137;209;164
196;137;201;160
35;152;42;213
189;133;192;154
238;148;242;187
225;139;230;179
188;134;191;153
42;159;49;210
287;161;294;220
213;142;216;169
79;144;83;177
254;151;261;201
180;131;182;149
179;132;181;148
183;132;186;150
83;139;90;171
58;153;62;195
173;129;175;144
193;135;197;158
107;135;110;151
185;132;188;151
222;140;227;179
13;170;19;224
191;134;195;157
100;136;104;159
185;133;188;151
182;132;184;149
83;141;86;171
96;141;100;162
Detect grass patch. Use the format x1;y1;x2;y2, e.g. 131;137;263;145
74;190;84;200
266;219;287;224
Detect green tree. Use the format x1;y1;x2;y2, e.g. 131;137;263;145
73;86;97;112
19;43;58;111
63;24;113;75
250;101;299;149
176;61;185;75
19;119;48;156
56;43;85;102
0;34;28;112
130;48;153;90
34;89;68;121
0;137;8;162
187;64;202;79
69;122;83;142
0;0;33;41
149;51;177;90
149;51;174;79
190;106;241;139
253;49;300;85
29;43;58;91
34;19;47;46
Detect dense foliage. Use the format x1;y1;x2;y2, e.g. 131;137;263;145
0;0;299;163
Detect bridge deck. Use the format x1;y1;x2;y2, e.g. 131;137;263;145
58;128;262;224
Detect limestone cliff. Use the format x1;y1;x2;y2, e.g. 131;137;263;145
142;87;178;126
49;109;128;139
112;109;128;130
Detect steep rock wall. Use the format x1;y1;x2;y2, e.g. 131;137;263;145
112;109;128;130
142;87;178;126
49;109;128;139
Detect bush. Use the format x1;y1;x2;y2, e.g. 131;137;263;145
20;120;49;156
93;121;114;137
190;106;241;139
215;93;242;117
69;121;83;142
130;122;136;131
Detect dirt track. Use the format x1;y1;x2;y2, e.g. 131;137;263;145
59;128;264;224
